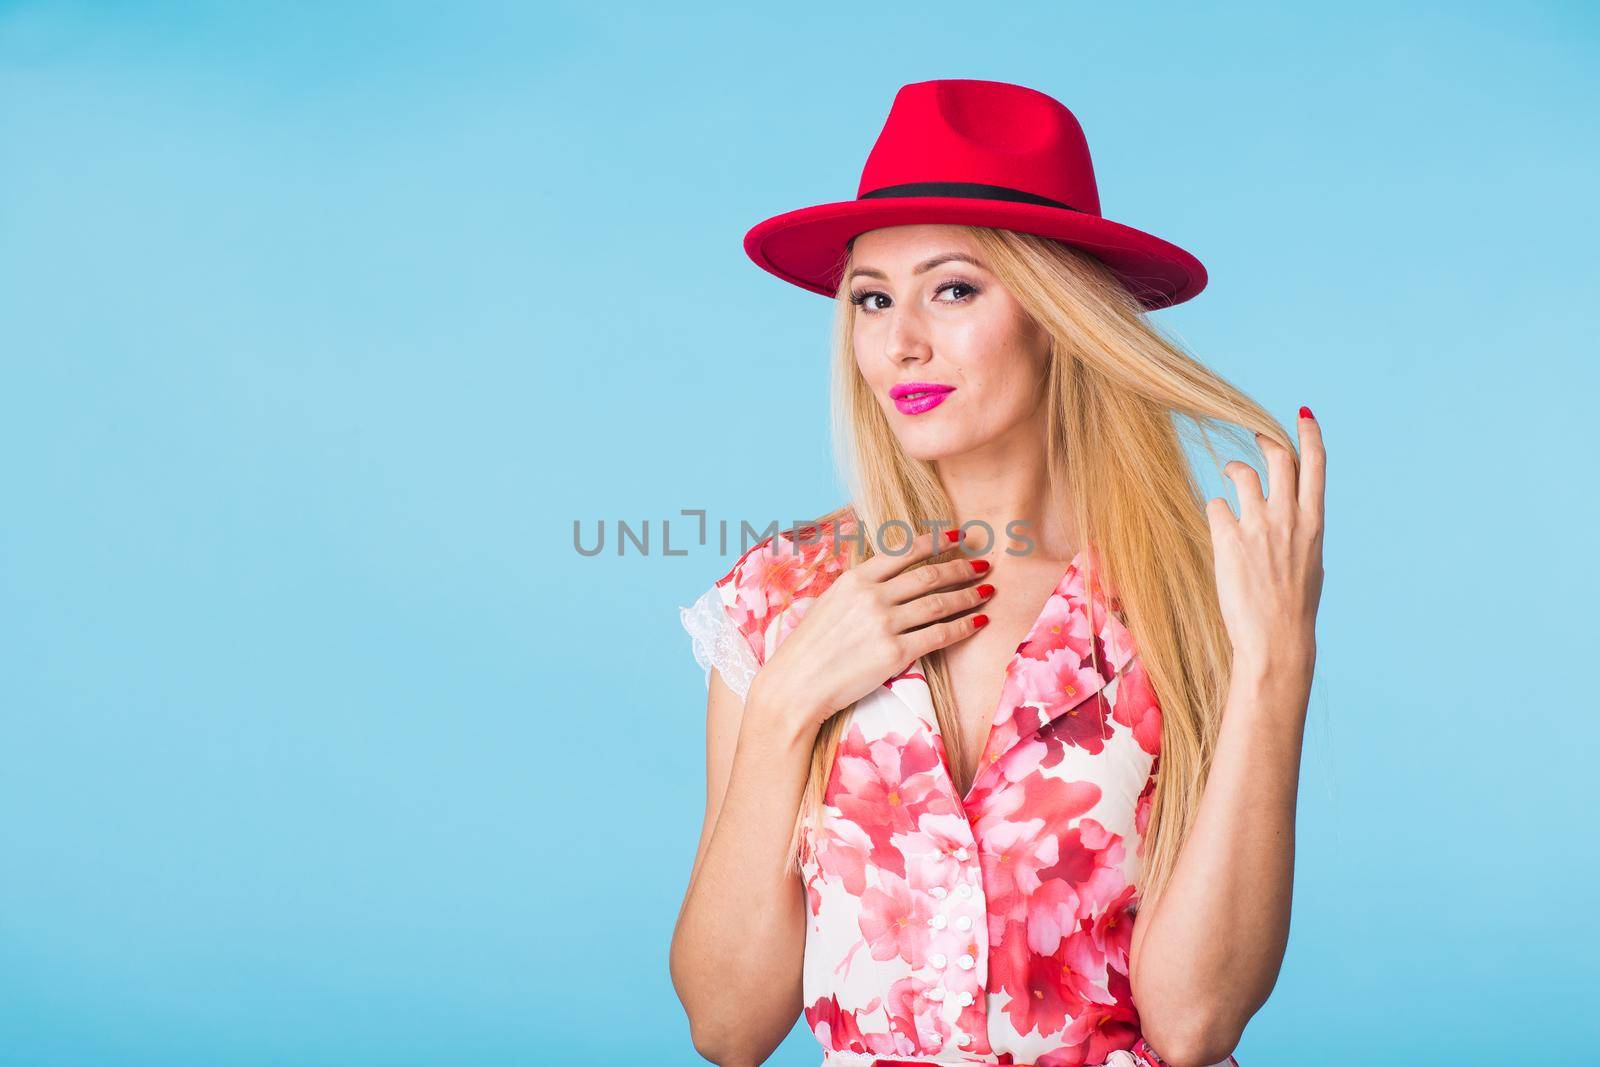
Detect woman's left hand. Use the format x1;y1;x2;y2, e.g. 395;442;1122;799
1206;406;1326;679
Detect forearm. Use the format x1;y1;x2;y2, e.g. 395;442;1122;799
670;679;820;1064
1133;647;1312;1063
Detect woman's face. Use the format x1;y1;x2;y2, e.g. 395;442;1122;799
848;225;1051;463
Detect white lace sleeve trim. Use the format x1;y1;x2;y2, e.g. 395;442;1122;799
679;584;760;700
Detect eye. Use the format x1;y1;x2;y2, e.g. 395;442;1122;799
849;278;981;313
935;279;979;303
849;289;890;311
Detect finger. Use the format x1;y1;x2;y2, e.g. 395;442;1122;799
1221;460;1265;519
1254;430;1298;519
1296;407;1326;522
1205;493;1237;535
882;554;989;604
890;576;995;632
903;610;988;659
860;526;963;580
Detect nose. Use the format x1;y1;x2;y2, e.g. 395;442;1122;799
882;301;933;367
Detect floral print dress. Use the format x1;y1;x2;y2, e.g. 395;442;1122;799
679;513;1240;1067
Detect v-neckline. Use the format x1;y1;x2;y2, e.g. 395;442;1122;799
952;543;1091;806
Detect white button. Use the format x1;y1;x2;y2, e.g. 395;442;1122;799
930;914;947;929
958;991;974;1006
955;914;973;931
957;953;975;969
956;1032;972;1046
953;847;969;860
929;952;947;969
930;886;948;899
926;987;945;1001
957;884;973;898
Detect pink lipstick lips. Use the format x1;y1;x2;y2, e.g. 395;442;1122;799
889;381;955;415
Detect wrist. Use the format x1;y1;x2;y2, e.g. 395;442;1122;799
1230;640;1315;691
745;670;830;744
1228;641;1315;717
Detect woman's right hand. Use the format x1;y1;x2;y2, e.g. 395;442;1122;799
748;528;996;731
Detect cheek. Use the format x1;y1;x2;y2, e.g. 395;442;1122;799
966;321;1043;399
960;373;1045;436
967;377;1034;428
956;341;1040;407
854;354;891;397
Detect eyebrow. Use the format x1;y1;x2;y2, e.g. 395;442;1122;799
846;252;989;282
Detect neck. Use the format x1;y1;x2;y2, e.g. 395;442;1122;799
933;408;1076;561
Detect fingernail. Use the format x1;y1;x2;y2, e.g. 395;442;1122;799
1299;405;1314;420
971;614;989;628
944;529;961;543
977;584;995;598
970;559;991;575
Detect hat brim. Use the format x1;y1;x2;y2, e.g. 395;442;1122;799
743;197;1207;311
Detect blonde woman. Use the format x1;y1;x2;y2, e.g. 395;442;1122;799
672;79;1324;1067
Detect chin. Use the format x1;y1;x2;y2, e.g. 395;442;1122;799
892;432;972;463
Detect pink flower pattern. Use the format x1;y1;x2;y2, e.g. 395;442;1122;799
700;513;1239;1067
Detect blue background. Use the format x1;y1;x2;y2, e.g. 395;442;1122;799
2;2;1595;1063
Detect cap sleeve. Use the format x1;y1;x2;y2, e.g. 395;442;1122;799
678;537;778;701
679;581;762;700
679;524;850;700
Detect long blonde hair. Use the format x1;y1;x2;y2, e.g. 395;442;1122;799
779;225;1295;919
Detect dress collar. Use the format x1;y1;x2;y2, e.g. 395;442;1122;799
881;540;1137;806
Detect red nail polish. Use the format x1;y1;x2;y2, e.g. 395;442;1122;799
972;614;989;628
1299;405;1314;420
944;529;962;543
977;584;995;598
970;559;991;575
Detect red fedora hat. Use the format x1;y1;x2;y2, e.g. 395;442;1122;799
743;78;1207;311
